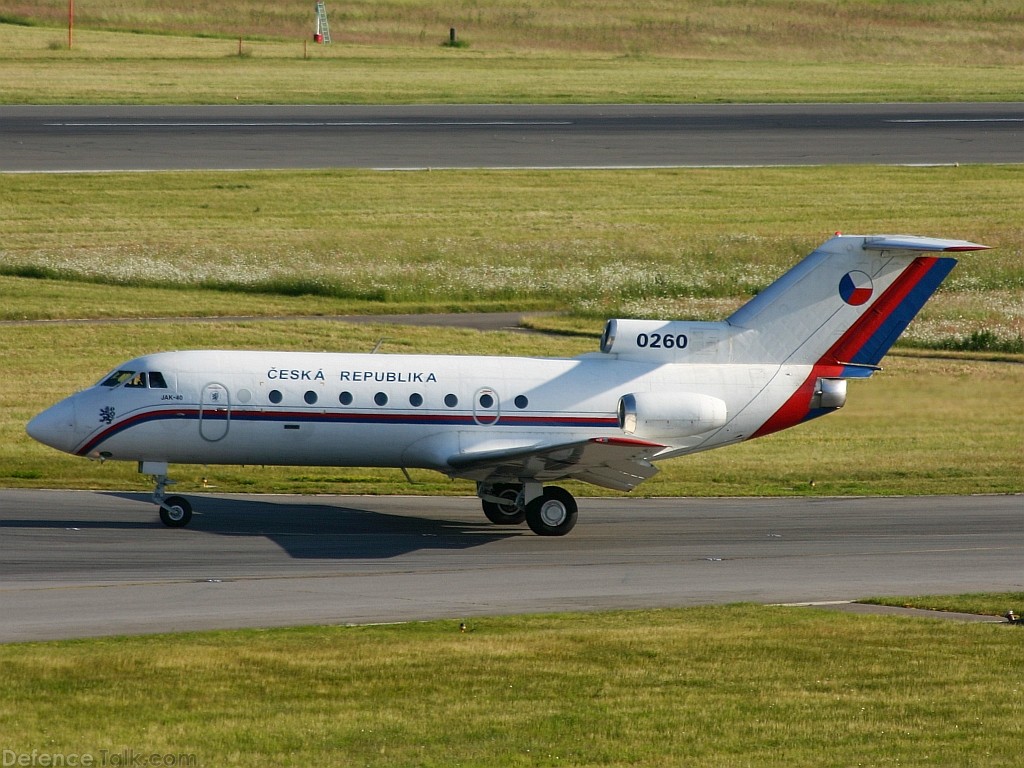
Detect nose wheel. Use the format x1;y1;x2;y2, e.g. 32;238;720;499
146;463;194;528
158;495;193;528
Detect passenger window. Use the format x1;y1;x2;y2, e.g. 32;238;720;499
149;372;168;389
444;394;458;408
514;395;529;409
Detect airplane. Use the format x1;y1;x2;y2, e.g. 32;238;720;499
26;234;988;536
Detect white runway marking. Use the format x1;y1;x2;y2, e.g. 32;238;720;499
886;118;1024;124
46;121;573;128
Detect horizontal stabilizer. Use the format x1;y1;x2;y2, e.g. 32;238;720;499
861;235;990;253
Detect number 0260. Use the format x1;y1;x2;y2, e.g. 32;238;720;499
635;332;688;349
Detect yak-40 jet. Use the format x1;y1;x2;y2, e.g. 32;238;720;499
28;234;987;536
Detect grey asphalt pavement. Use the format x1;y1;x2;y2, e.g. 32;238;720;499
1;491;1020;642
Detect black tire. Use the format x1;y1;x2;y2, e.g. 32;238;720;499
159;495;193;528
525;486;578;536
482;484;526;525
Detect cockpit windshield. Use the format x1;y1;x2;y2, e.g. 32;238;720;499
98;370;169;389
100;370;135;387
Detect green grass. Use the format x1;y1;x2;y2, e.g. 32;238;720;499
921;329;1024;355
2;0;1023;103
2;605;1023;767
15;0;1024;56
2;167;1022;346
2;167;1022;497
864;593;1024;618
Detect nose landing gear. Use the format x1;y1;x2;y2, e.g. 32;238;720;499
142;461;193;528
158;493;193;528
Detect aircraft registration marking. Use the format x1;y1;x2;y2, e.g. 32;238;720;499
635;332;688;350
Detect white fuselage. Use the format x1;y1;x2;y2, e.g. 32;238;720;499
50;349;800;472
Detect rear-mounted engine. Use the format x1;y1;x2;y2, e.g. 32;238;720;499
600;318;732;362
617;391;728;439
811;378;847;410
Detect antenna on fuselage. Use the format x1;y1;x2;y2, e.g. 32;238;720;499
370;338;386;354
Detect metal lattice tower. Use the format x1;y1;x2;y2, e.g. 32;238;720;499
315;2;331;44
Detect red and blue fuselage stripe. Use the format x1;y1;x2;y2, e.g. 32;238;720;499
75;408;620;457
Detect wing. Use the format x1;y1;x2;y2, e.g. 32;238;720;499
447;436;666;492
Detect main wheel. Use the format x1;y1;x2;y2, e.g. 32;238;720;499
159;495;193;528
481;484;526;525
525;486;578;536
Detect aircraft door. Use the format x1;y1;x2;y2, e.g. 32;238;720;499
199;382;230;441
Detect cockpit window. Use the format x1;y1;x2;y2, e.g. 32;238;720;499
98;370;169;389
100;370;135;387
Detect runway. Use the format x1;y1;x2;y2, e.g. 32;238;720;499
2;103;1023;171
1;490;1020;642
3;102;1022;642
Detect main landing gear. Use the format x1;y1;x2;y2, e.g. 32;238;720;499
477;482;578;536
143;462;193;528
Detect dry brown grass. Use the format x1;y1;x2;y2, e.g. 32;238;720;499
9;0;1024;62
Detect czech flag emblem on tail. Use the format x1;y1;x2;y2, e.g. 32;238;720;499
839;270;873;306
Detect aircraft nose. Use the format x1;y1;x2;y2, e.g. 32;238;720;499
26;398;79;454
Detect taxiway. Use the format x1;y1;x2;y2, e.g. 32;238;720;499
1;491;1020;642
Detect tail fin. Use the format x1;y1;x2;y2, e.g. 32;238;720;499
727;235;988;372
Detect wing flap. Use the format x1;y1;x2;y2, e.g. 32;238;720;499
447;436;666;491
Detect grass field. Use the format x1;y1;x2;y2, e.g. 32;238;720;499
12;0;1024;56
2;167;1022;345
2;0;1023;103
3;166;1022;495
2;605;1022;767
866;592;1024;618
